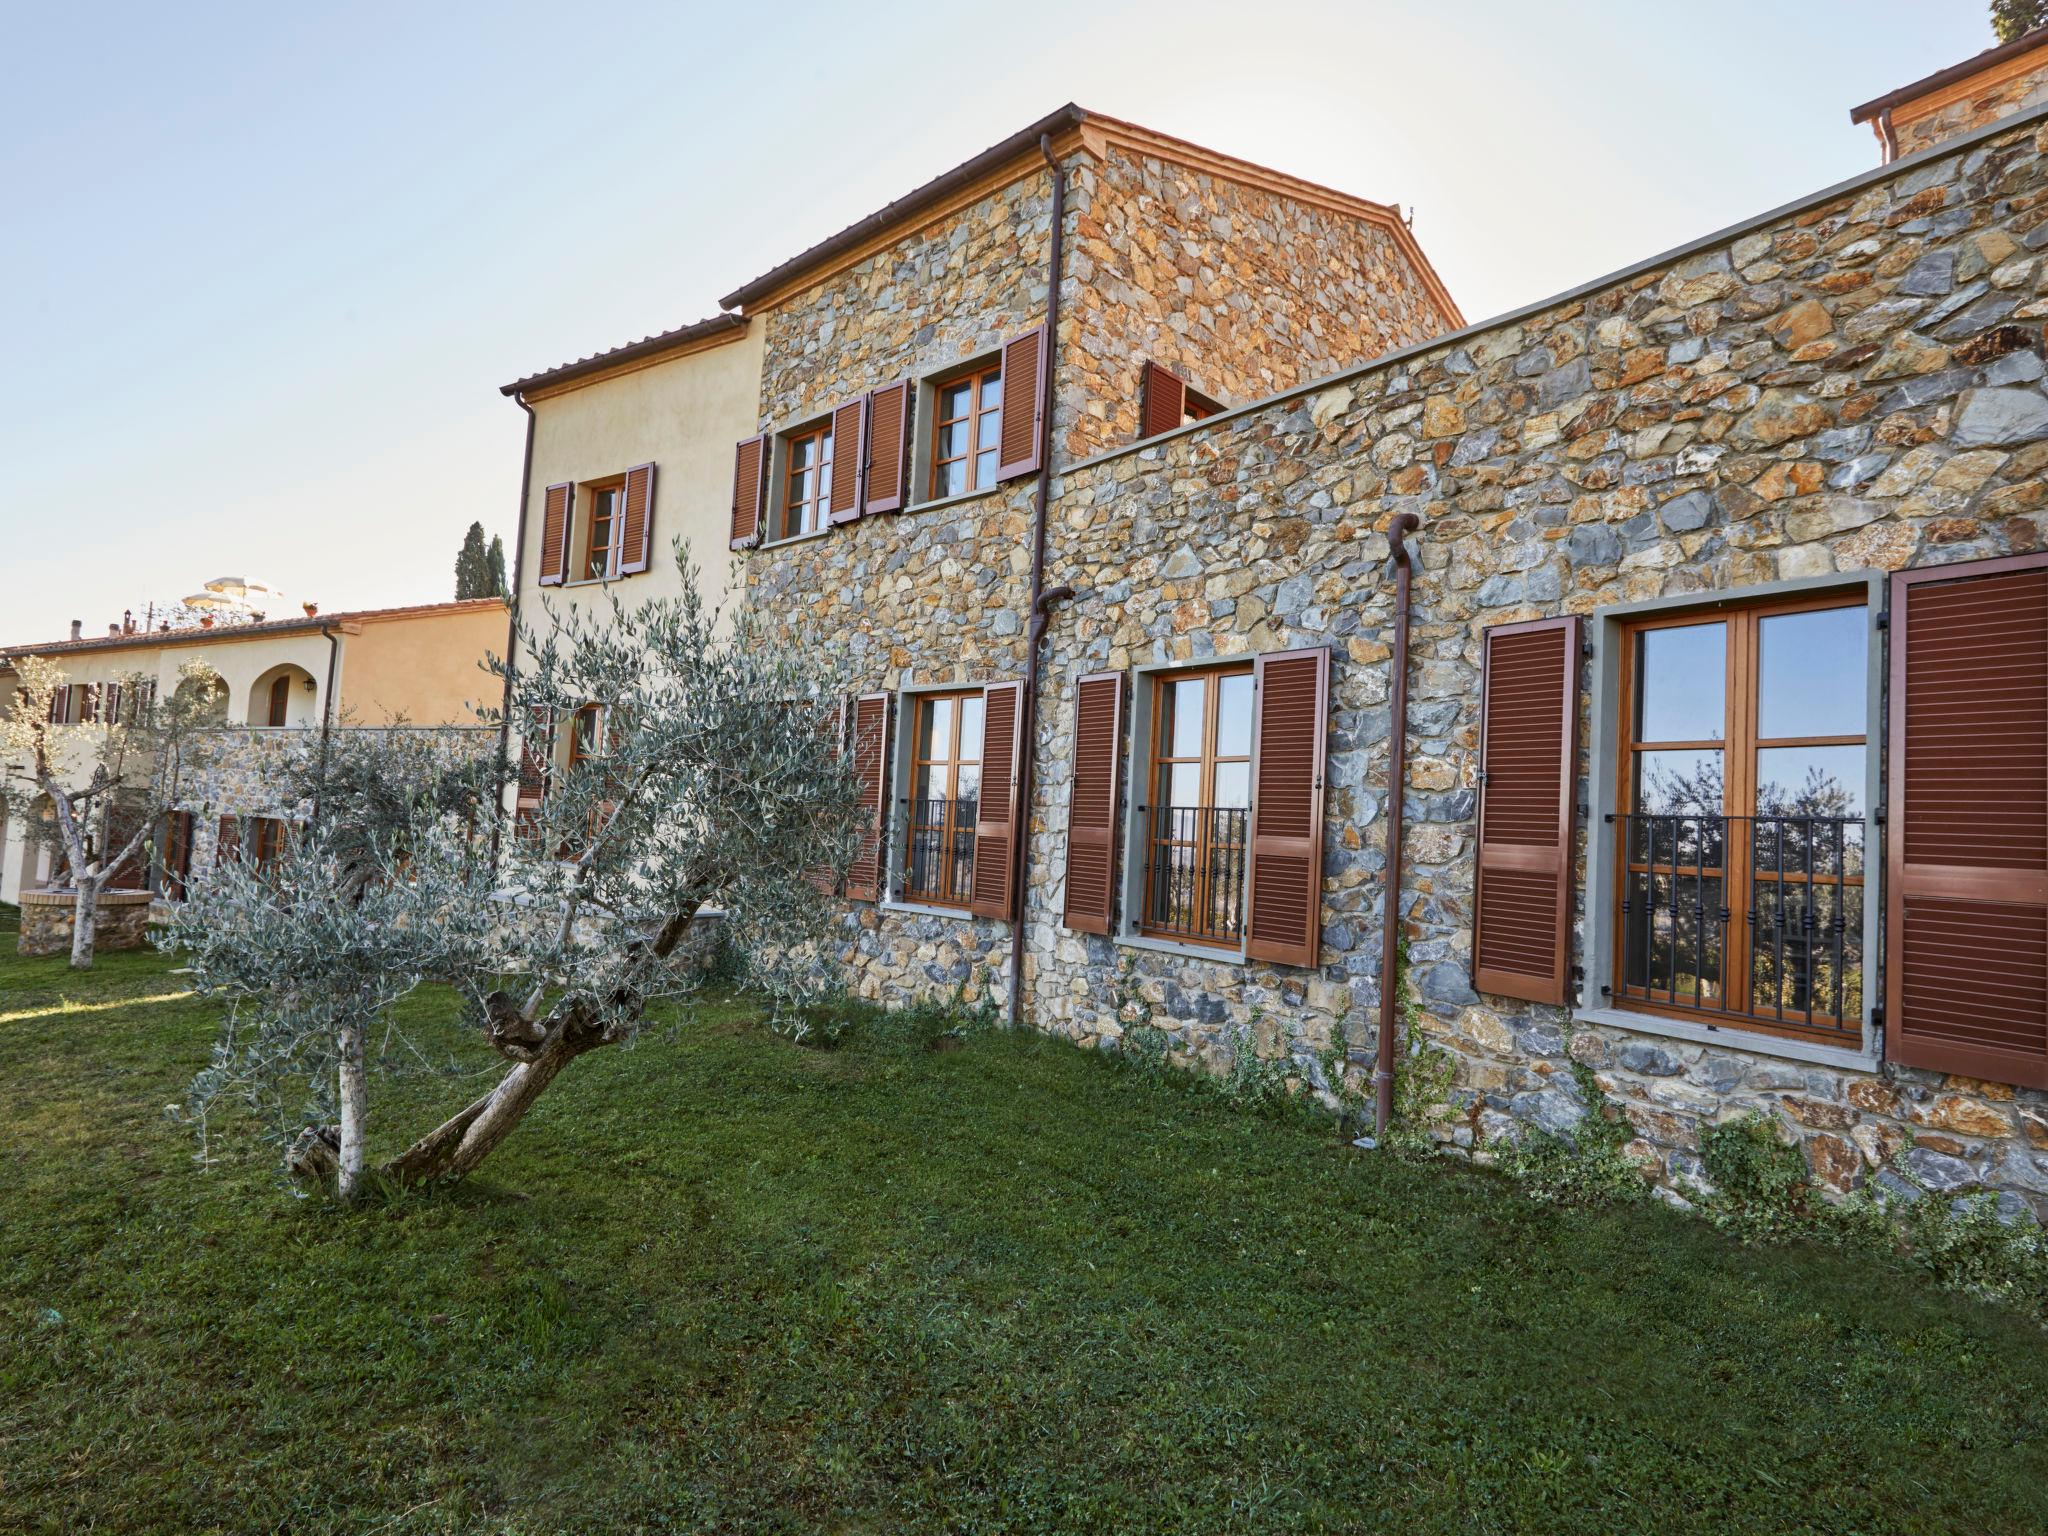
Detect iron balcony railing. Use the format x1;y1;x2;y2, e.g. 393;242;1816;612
1614;811;1865;1036
904;796;977;906
1142;804;1249;945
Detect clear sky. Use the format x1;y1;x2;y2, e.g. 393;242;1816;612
0;0;1998;644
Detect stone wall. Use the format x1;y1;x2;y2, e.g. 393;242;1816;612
740;110;2048;1214
17;889;151;956
752;140;1452;465
1895;51;2048;160
1065;143;1451;444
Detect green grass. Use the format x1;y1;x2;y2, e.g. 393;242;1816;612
4;908;2048;1534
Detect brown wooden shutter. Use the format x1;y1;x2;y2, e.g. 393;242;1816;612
844;692;891;901
517;706;555;804
538;482;573;586
828;398;868;525
1062;670;1124;934
1245;648;1332;966
215;815;241;867
995;325;1047;482
863;379;912;515
1140;361;1187;439
805;700;849;896
618;462;656;574
1888;553;2048;1088
1471;616;1580;1006
729;435;766;549
970;680;1025;919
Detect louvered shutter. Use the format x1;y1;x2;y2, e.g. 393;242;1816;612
827;398;868;525
537;483;573;586
517;706;555;805
970;680;1025;919
730;435;766;548
619;462;656;574
1245;649;1332;966
1140;361;1187;439
215;815;242;867
863;379;912;515
1062;671;1124;934
1472;617;1580;1005
844;693;891;901
995;325;1047;482
161;810;193;900
1888;553;2048;1088
806;701;848;896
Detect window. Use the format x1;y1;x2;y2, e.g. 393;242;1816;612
582;481;624;580
903;690;984;907
1613;595;1868;1047
250;817;289;875
267;675;290;727
160;810;194;900
929;361;1002;499
779;423;834;540
1181;388;1221;426
1141;665;1253;945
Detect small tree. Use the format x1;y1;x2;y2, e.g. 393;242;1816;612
171;546;868;1198
455;522;493;600
486;534;508;598
1993;0;2048;43
2;656;222;967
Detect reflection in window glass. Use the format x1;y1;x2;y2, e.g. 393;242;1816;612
1756;745;1864;817
1632;749;1723;814
1633;623;1725;743
1758;607;1865;740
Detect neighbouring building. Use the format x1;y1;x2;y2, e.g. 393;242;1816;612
510;71;2048;1216
0;598;507;911
1853;23;2048;163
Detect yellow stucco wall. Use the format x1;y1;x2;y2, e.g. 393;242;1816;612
335;603;509;725
517;322;766;640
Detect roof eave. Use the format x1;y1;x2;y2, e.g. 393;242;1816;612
1850;25;2048;123
499;313;748;398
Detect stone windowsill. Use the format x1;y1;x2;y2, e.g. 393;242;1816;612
880;897;979;923
1572;1005;1879;1073
1114;930;1246;967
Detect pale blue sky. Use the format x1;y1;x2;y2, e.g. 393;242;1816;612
0;0;1996;643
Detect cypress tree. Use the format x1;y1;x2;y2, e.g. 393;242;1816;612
486;535;508;598
455;523;490;600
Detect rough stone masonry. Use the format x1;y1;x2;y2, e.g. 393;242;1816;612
748;110;2048;1214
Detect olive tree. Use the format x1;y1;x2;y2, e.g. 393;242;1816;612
1;654;221;968
169;548;868;1199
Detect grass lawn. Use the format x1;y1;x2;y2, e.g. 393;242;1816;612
4;909;2048;1534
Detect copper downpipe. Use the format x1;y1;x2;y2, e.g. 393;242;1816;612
1005;133;1069;1029
1374;512;1422;1136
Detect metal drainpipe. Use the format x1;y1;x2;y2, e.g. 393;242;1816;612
1005;133;1069;1031
1374;512;1422;1137
490;395;539;867
1877;106;1899;165
312;621;340;825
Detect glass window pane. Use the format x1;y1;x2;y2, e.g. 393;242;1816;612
1627;874;1725;1003
1632;748;1722;814
1165;761;1201;806
974;449;998;487
1215;673;1253;757
1214;760;1249;809
981;372;1002;410
937;422;967;459
820;430;833;461
938;460;967;498
1758;607;1866;740
922;763;950;803
1167;677;1206;757
939;382;972;421
925;697;953;760
1756;745;1865;818
958;696;984;762
955;764;980;802
1633;623;1725;743
977;411;1002;451
790;437;813;469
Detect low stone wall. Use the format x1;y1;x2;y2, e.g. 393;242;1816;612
17;889;153;957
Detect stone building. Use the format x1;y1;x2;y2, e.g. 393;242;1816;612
1854;22;2048;163
0;598;505;916
508;74;2048;1213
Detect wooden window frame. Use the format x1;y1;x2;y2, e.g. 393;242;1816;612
266;674;291;728
1610;589;1870;1048
927;360;1003;502
579;477;626;582
1139;662;1254;948
778;422;835;541
902;689;984;910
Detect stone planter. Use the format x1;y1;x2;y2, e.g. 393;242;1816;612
17;889;155;957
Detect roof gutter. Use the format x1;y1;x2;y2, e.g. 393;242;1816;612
1006;133;1072;1031
491;395;538;868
